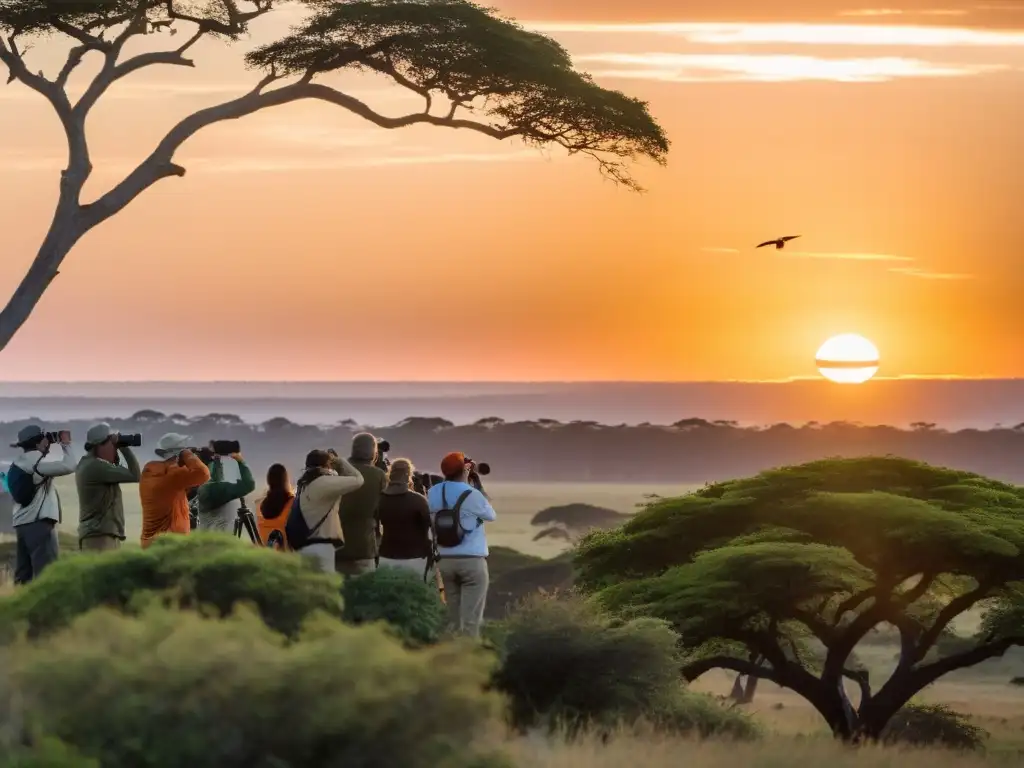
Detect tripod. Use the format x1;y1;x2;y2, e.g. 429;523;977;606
233;498;264;546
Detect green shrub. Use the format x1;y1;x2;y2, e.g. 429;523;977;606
0;534;343;642
0;738;98;768
881;703;988;751
491;595;748;739
648;691;760;741
342;566;446;647
2;606;501;768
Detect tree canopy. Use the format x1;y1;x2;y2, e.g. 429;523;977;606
575;456;1024;741
0;0;667;351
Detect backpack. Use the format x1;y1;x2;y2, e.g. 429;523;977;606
285;490;332;551
432;483;475;549
6;457;44;508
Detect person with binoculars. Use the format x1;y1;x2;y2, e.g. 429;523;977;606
194;440;256;533
75;423;142;552
139;433;211;549
6;425;78;583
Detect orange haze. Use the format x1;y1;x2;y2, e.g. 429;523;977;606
0;0;1022;381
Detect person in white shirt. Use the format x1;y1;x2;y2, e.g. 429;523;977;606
427;451;497;639
8;425;78;584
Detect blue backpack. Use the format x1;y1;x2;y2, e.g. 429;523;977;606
6;458;44;507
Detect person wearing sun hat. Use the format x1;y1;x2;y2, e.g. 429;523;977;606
75;422;141;552
426;451;497;639
138;433;210;549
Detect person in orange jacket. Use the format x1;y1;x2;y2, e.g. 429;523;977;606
139;433;210;549
256;463;294;551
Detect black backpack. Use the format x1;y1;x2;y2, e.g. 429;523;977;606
6;457;45;508
285;490;332;551
432;483;475;549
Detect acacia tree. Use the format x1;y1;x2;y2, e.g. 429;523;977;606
0;0;667;350
575;456;1024;741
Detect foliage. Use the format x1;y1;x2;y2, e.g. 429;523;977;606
0;606;501;768
575;457;1024;740
489;595;756;739
341;565;446;646
0;534;343;641
881;703;988;751
0;738;98;768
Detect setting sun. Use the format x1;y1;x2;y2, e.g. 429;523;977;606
815;334;880;384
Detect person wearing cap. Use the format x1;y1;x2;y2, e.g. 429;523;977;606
335;432;387;576
8;425;78;584
75;422;142;552
139;433;211;549
426;451;497;639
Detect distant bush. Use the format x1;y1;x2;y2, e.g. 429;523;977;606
0;738;97;768
0;534;343;642
881;703;988;751
490;596;755;739
342;566;446;647
1;606;502;768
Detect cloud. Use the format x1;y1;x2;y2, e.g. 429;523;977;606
0;149;540;174
575;52;1005;82
700;246;740;253
889;266;975;279
527;21;1024;47
786;251;914;261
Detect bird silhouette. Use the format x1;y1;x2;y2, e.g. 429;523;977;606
757;235;801;250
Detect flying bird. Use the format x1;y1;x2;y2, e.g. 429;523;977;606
757;235;801;250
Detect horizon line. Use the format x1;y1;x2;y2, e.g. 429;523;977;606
0;375;1020;386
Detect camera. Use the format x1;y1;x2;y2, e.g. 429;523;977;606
376;438;391;453
43;430;70;443
412;471;443;494
210;439;240;455
116;433;142;448
465;458;491;476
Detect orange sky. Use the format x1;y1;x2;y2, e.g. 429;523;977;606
1;0;1023;382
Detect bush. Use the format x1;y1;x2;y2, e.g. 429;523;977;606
648;691;759;741
342;566;447;647
0;534;343;642
1;606;502;768
490;595;753;739
881;703;988;751
0;738;98;768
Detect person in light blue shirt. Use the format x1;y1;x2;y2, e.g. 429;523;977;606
427;451;497;638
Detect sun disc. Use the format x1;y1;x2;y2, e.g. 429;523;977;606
816;334;879;384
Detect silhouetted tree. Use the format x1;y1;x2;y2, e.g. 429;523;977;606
0;0;667;351
576;457;1024;742
130;409;166;422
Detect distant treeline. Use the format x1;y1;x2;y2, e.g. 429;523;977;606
3;411;1024;483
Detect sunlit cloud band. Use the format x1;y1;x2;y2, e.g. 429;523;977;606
576;53;1005;82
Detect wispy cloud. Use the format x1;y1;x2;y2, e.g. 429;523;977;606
786;251;914;261
575;52;1004;83
527;21;1024;47
700;246;740;254
0;149;540;174
889;266;976;279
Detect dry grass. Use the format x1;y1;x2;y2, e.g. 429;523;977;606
506;733;1021;768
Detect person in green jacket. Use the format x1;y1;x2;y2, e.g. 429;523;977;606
75;423;142;551
335;432;387;576
195;450;256;533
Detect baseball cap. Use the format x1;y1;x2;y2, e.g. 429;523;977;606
10;425;42;448
86;423;114;447
440;452;467;478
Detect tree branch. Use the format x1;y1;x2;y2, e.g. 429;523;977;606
909;636;1024;690
912;583;994;664
84;80;520;227
842;668;872;709
682;656;787;687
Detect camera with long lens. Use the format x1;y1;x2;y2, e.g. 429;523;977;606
210;439;240;456
412;471;443;494
375;438;391;471
42;430;70;443
116;433;142;448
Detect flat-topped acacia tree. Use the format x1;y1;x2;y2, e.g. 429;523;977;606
575;457;1024;742
0;0;667;350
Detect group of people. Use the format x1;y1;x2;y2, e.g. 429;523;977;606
5;425;496;638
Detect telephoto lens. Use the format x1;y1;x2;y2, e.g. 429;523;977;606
116;433;142;448
211;439;241;455
377;438;391;453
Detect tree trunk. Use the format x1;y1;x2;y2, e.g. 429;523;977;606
0;207;83;353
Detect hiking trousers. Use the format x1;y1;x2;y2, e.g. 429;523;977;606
14;519;59;584
437;556;488;638
80;535;121;552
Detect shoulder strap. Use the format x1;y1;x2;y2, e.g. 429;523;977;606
453;489;480;530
